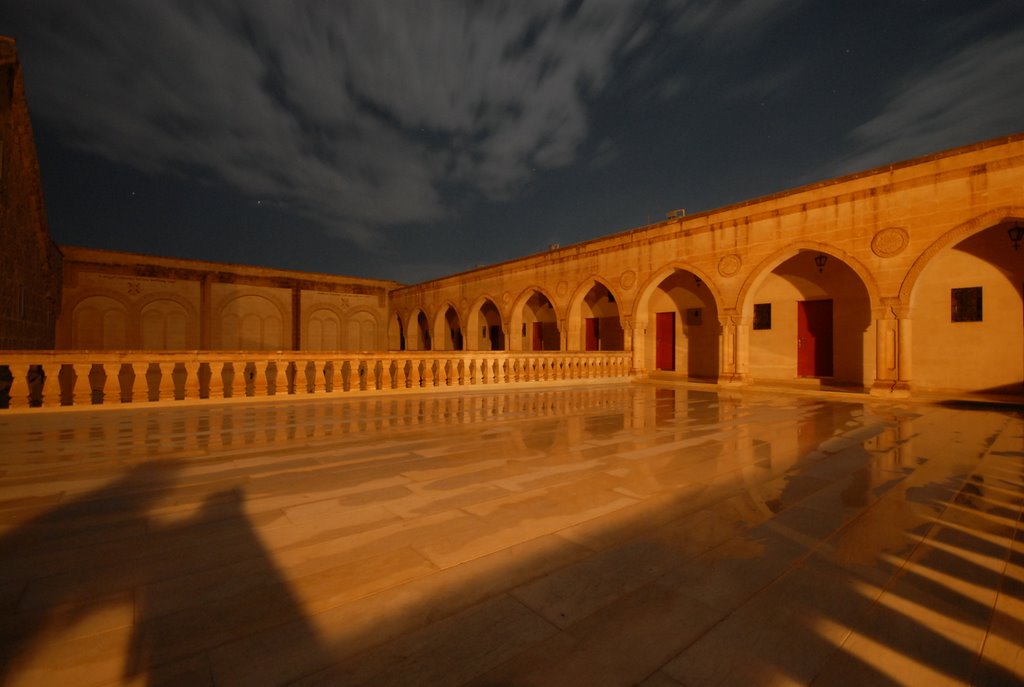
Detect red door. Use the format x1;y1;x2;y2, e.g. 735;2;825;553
797;300;833;377
655;312;675;370
585;318;599;351
531;322;543;351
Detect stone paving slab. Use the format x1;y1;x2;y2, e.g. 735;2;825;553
0;384;1021;686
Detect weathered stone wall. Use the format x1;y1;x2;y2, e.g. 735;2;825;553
57;247;398;351
0;38;61;350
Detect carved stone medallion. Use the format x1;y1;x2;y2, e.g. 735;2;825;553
619;270;637;290
717;254;742;277
556;280;568;298
871;227;909;257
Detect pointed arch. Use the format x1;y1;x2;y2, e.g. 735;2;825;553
567;276;625;351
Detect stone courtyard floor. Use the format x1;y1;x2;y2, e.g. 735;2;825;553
0;383;1021;686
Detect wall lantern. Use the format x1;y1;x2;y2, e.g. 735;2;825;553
814;253;828;272
1009;223;1024;250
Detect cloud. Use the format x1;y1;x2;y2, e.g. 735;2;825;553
838;28;1024;173
5;0;814;247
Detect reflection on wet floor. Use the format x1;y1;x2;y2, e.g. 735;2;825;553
0;384;1021;685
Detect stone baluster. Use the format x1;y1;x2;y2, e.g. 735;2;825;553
327;360;341;393
312;360;326;394
229;362;246;398
40;364;61;407
6;363;30;409
379;359;393;390
394;359;407;389
410;358;422;388
270;358;286;395
468;359;478;386
364;359;378;391
253;361;269;397
72;363;93;406
183;361;200;400
208;361;225;400
129;363;149;403
158;363;176;401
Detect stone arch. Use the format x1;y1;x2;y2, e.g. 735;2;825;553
70;292;131;349
465;296;505;350
509;286;562;351
632;263;724;378
739;242;876;387
432;302;465;351
389;312;406;350
567;276;625;351
904;209;1024;394
898;206;1024;304
139;295;198;350
218;294;287;350
305;305;345;351
405;308;432;350
344;308;380;351
737;241;882;314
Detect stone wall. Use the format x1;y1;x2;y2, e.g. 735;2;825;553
57;247;398;352
0;38;61;350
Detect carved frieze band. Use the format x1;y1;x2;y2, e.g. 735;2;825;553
871;227;909;258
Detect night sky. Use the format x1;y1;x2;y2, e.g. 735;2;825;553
2;1;1022;284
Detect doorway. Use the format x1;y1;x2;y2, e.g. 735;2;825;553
797;299;833;377
655;312;675;370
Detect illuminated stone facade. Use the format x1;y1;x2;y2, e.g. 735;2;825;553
5;36;1024;398
57;246;397;352
389;134;1024;396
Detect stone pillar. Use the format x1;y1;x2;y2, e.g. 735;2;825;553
718;310;750;385
200;274;212;349
870;301;911;397
624;317;643;376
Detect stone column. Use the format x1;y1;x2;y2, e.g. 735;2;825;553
624;317;643;376
718;310;750;385
870;301;911;397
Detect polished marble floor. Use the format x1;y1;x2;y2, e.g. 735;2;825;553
0;383;1021;686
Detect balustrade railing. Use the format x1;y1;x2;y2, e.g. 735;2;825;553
0;350;631;410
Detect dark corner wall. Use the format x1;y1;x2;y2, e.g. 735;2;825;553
0;37;61;350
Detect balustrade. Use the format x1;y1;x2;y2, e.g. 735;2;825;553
0;350;630;411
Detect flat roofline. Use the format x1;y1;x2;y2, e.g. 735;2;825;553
395;131;1024;293
60;245;403;289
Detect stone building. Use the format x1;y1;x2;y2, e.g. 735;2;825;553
389;134;1024;397
4;35;1024;400
57;246;398;352
0;37;61;349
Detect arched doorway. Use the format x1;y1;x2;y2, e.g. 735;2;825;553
909;220;1024;394
571;281;624;351
406;309;431;351
746;249;873;387
513;290;560;351
640;268;719;379
435;305;464;351
468;299;504;350
389;313;405;350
